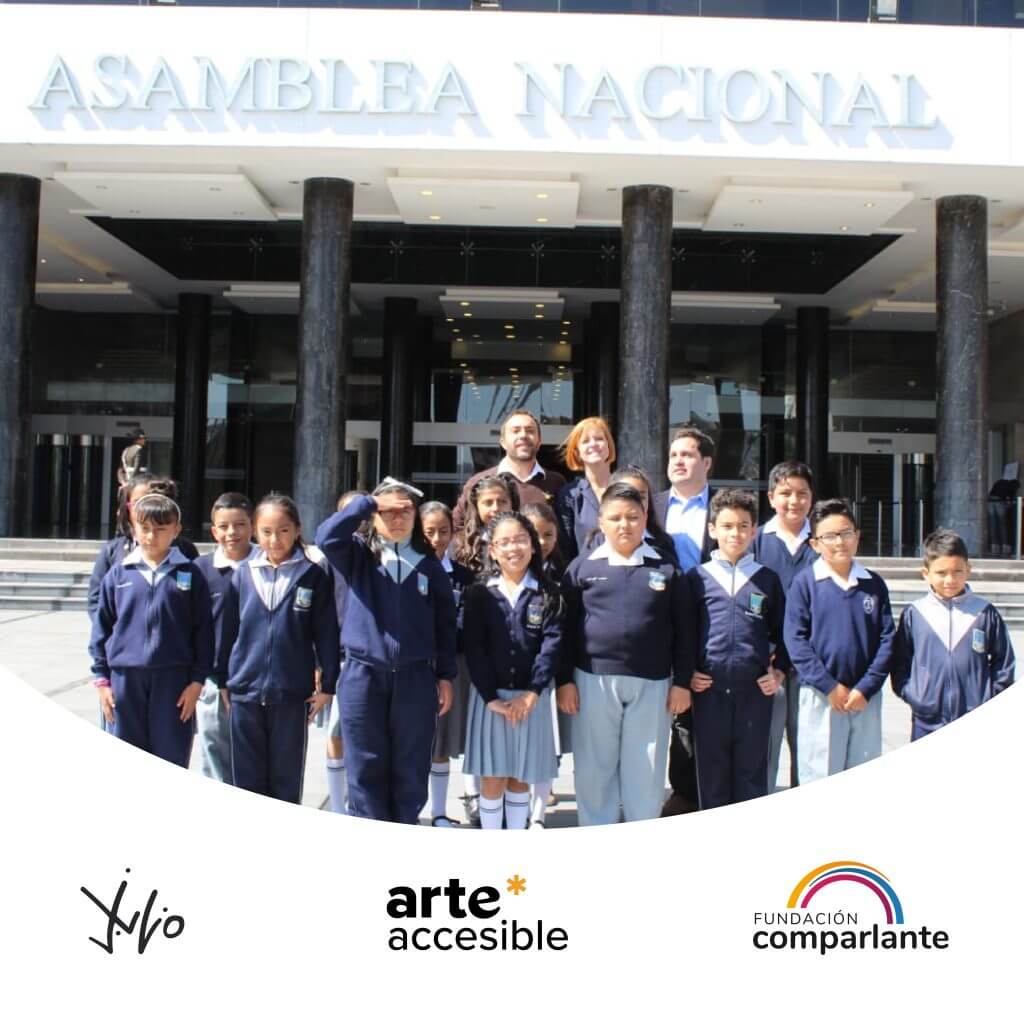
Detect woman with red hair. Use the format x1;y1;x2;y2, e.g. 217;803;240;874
554;416;617;561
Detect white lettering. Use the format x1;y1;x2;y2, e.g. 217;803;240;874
133;58;188;111
515;62;568;117
92;54;130;110
425;63;475;115
30;57;85;110
720;68;771;124
836;75;889;127
372;60;414;113
893;73;937;129
319;59;364;113
267;58;313;112
638;64;685;121
577;69;629;120
771;70;827;126
688;66;712;122
194;57;262;112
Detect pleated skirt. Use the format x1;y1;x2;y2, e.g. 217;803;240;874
463;685;558;784
431;653;471;760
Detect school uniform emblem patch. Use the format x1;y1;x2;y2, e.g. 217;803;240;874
527;601;544;627
648;571;667;592
972;628;986;654
175;572;192;591
294;587;313;609
862;595;876;614
749;592;765;616
418;573;430;596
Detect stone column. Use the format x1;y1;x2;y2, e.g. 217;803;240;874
295;178;353;532
796;306;830;496
935;195;988;552
618;186;672;484
380;296;417;481
590;301;620;434
0;175;39;536
172;293;211;535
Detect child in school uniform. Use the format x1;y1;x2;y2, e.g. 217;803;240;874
462;512;564;829
315;480;457;825
892;528;1016;740
558;482;692;826
90;493;214;768
221;494;339;804
420;500;476;827
750;461;816;790
523;501;566;827
784;498;896;784
452;473;520;576
194;492;258;783
321;490;369;815
688;489;788;809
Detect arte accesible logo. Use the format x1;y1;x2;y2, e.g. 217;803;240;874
386;873;569;952
752;860;949;955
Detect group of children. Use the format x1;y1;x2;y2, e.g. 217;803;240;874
87;427;1017;828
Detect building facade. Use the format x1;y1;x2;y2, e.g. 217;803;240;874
1;2;1023;554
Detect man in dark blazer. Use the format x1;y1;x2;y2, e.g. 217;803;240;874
654;425;717;815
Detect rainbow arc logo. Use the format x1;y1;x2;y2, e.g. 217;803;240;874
787;860;904;925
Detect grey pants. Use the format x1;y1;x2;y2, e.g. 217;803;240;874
195;679;233;783
796;685;882;784
766;669;800;791
572;670;671;826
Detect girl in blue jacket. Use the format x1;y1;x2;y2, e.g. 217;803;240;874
315;480;457;825
89;492;213;768
222;493;339;804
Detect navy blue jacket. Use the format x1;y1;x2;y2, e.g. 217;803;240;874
90;552;214;681
891;590;1015;725
195;547;257;683
88;534;200;619
315;495;458;680
783;560;895;699
559;542;692;685
221;553;340;703
464;576;564;703
555;476;601;562
688;555;789;685
444;559;476;653
750;521;816;593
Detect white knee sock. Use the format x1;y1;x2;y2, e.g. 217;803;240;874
479;794;504;829
326;757;348;814
504;791;531;830
429;762;451;819
464;774;481;798
531;781;552;824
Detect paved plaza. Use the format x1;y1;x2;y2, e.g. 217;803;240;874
0;604;976;827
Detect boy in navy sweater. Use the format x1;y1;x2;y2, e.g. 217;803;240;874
689;489;788;809
194;492;257;783
892;529;1015;740
90;493;214;768
784;498;895;784
750;461;816;790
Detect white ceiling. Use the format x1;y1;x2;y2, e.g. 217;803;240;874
8;144;1024;330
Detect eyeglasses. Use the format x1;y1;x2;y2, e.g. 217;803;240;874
815;529;857;545
377;507;415;518
492;534;532;550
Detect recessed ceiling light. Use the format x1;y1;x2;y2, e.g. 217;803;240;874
509;367;519;371
561;330;568;336
536;217;549;224
359;182;371;187
534;314;543;319
39;258;46;264
429;214;441;221
562;320;571;325
864;202;875;208
77;277;85;282
506;335;515;340
421;189;433;196
504;324;514;329
733;223;745;228
559;339;568;344
464;312;473;317
453;327;460;333
460;362;467;367
840;225;849;231
536;193;549;200
749;198;762;205
459;301;471;307
446;317;454;322
535;303;545;309
472;334;480;339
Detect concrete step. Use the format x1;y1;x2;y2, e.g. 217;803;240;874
0;583;88;598
0;594;88;611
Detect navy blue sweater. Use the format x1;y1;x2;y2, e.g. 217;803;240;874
315;496;457;680
688;555;789;685
90;553;214;681
559;544;692;685
750;522;816;593
783;561;895;699
221;554;340;703
891;590;1015;725
194;548;258;683
464;576;564;703
445;559;476;653
555;477;601;562
88;534;200;619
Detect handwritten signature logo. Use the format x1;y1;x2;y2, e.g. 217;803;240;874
80;868;185;955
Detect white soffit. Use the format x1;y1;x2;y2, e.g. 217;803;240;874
388;177;579;228
441;288;564;321
224;283;360;316
35;281;162;312
671;292;780;325
703;185;914;236
54;171;276;221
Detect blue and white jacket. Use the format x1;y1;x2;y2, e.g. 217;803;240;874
891;588;1016;725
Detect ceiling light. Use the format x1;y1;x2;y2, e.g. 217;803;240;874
534;314;543;319
446;317;454;322
459;301;471;307
535;303;545;309
509;366;519;371
429;214;442;221
506;334;515;340
840;225;849;231
536;217;549;224
864;202;875;208
453;328;460;333
504;324;514;329
464;312;473;318
460;362;467;367
77;277;85;282
536;192;549;199
733;223;745;228
561;330;568;336
749;198;762;205
39;258;46;264
420;189;433;196
562;320;571;325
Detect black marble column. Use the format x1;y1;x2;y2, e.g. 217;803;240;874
380;296;417;481
295;178;353;532
0;174;40;537
796;306;830;496
172;293;211;534
590;301;620;434
618;186;672;485
935;195;988;553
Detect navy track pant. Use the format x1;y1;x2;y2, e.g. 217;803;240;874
110;667;195;768
229;701;309;804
